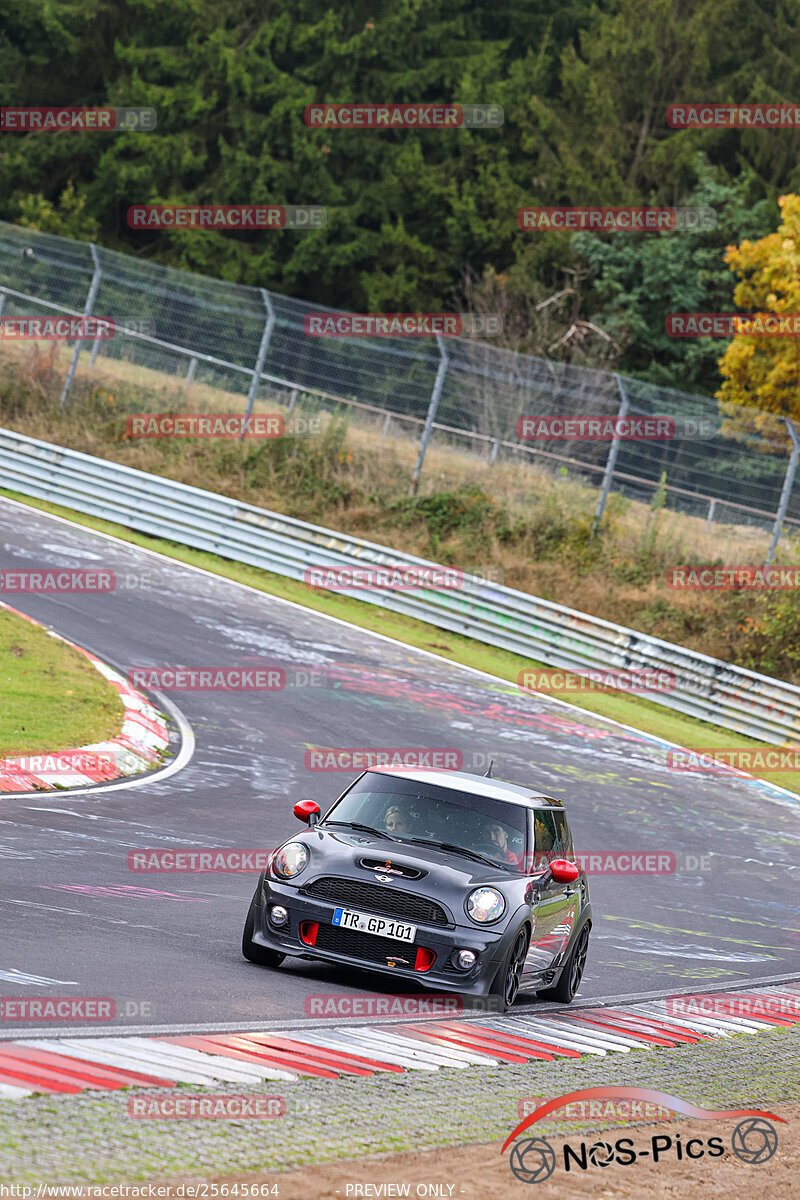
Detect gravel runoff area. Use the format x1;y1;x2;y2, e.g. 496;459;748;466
0;1026;797;1191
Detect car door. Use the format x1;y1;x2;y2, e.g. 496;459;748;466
522;808;580;981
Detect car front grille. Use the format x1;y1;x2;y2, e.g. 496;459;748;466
312;922;429;966
301;876;450;927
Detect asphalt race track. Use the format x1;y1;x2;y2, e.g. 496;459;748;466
2;497;799;1031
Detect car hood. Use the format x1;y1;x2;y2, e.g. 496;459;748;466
289;826;519;891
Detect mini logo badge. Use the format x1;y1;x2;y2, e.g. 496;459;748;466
374;874;392;882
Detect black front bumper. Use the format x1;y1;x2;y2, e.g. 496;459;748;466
252;874;520;996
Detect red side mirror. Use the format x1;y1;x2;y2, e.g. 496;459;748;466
550;858;580;884
293;799;320;825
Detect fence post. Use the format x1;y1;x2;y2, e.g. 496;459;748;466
765;418;800;566
240;289;275;438
705;497;717;530
185;356;198;385
592;372;630;534
59;244;101;408
409;336;449;496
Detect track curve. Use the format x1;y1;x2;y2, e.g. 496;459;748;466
1;497;799;1030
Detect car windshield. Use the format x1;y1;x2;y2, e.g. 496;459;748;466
323;772;529;874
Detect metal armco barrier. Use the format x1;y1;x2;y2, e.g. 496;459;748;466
1;427;799;746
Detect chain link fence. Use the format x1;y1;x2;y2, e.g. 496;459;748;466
0;219;797;553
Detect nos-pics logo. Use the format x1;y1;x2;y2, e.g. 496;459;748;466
502;1088;783;1183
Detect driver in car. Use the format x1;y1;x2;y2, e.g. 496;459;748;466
383;804;412;836
486;821;520;866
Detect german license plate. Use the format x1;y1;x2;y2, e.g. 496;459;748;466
332;907;416;942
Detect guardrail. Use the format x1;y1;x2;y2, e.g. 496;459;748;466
1;426;799;747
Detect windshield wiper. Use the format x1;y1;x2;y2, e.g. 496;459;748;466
323;820;400;842
401;837;510;870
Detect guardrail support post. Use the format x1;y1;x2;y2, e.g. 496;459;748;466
240;289;275;438
185;356;198;384
592;372;630;534
490;438;500;464
409;335;449;496
765;417;800;565
60;243;101;408
0;291;6;320
381;412;391;440
288;388;298;414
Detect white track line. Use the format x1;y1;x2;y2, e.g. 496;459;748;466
312;1027;475;1068
122;1038;289;1083
486;1017;610;1055
0;1080;33;1098
44;1038;223;1085
292;1029;440;1070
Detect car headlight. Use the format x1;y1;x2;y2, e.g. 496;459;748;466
466;887;505;924
272;842;309;879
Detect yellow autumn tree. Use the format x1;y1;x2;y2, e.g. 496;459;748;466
717;194;800;442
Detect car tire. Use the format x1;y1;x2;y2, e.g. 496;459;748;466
488;926;529;1011
537;921;590;1003
242;892;286;968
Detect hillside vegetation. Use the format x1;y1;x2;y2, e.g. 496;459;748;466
3;352;798;683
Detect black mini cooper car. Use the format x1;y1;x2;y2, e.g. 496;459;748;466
242;766;591;1009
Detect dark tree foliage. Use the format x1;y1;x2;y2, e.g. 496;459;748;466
1;0;798;390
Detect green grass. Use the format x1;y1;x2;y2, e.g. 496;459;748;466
2;486;799;798
0;605;124;756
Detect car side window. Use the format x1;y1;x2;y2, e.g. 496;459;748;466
532;810;557;868
550;811;574;858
